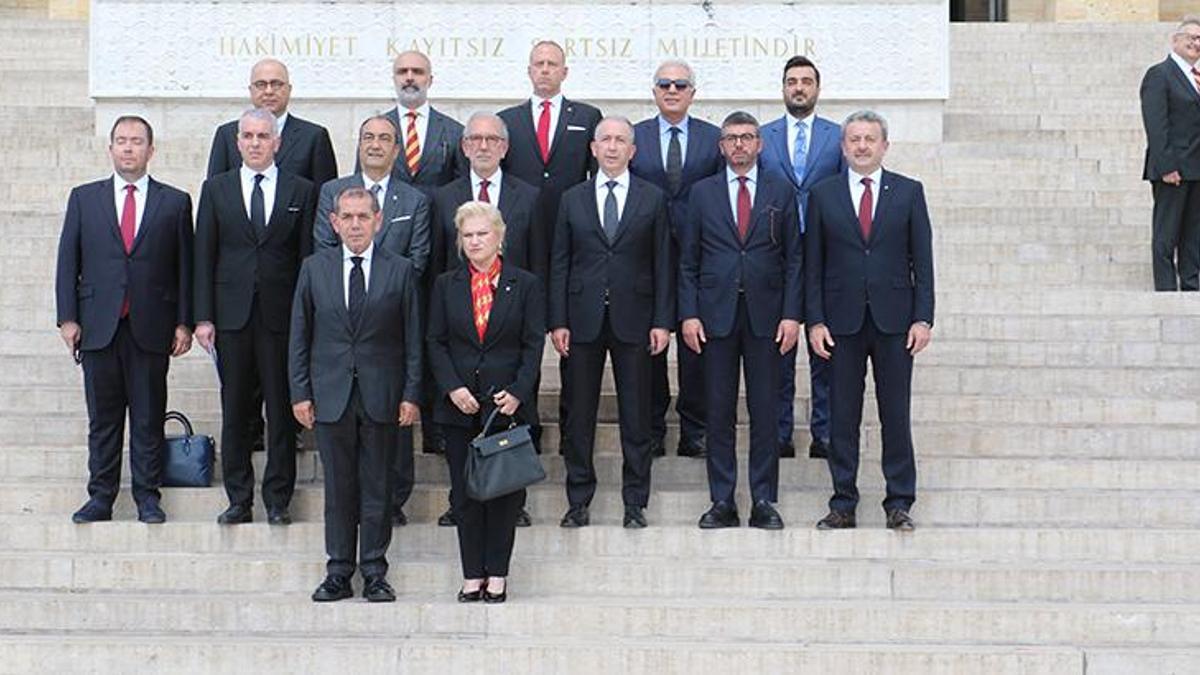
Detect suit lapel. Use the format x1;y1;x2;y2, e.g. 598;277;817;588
867;170;896;246
768;121;797;188
611;178;643;245
802;120;834;188
482;267;518;348
101;177;125;250
643;122;667;186
417;109;444;176
834;172;865;245
586;178;609;242
263;172;296;244
376;174;401;244
448;268;478;343
547;98;574;164
357;249;393;333
275;117;299;170
324;250;352;333
129;178;162;254
514;100;542;166
1166;58;1200;103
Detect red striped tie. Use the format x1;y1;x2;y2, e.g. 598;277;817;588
1193;66;1200;94
404;111;420;175
119;184;136;317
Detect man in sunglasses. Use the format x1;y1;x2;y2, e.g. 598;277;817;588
629;60;724;460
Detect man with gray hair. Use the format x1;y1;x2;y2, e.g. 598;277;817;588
195;108;317;526
1140;17;1200;291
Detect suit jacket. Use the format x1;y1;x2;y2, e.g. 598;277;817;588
429;172;545;283
759;114;846;231
678;170;802;339
426;265;545;428
206;114;338;186
314;173;431;279
549;175;673;344
288;246;422;424
1140;57;1200;181
55;177;194;353
629;115;724;232
805;169;935;336
194;169;316;333
355;106;466;194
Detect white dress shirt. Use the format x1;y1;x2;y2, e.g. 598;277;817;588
362;172;391;210
342;242;374;308
1169;51;1200;94
595;170;630;223
848;166;883;223
472;168;503;203
530;93;564;152
786;111;814;166
396;102;431;150
725;166;758;221
112;173;149;235
239;163;278;224
658;115;689;168
274;111;289;138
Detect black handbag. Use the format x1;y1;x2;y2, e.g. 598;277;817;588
162;410;215;487
465;406;545;501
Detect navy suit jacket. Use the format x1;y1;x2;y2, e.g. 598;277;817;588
628;115;724;233
549;175;673;344
314;173;431;279
759;114;845;232
678;169;802;339
288;246;422;424
429;172;546;283
355;106;466;194
805;169;935;336
1140;57;1200;181
55;177;194;353
206;114;338;186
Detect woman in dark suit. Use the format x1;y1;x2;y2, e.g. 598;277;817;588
427;201;545;603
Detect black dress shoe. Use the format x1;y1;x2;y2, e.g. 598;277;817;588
363;576;396;602
816;510;857;530
515;508;532;528
217;503;253;525
392;508;408;526
808;438;830;459
267;506;292;526
779;440;796;458
698;502;739;529
312;575;353;602
137;500;166;524
886;508;915;531
749;500;785;530
483;582;507;604
437;508;457;527
71;500;112;524
650;438;666;458
623;505;647;529
677;439;706;458
560;506;589;528
457;586;484;603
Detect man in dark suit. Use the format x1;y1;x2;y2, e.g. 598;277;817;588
806;111;935;532
194;108;317;526
549;116;672;529
291;186;422;603
759;56;846;460
314;114;430;526
1140;17;1200;291
680;111;802;531
55;116;194;524
629;59;723;459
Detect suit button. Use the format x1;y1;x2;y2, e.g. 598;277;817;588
543;171;550;179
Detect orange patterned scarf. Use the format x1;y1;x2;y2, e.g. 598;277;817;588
470;257;502;342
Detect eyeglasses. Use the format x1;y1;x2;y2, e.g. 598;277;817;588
655;78;692;91
251;79;289;91
720;132;759;145
464;134;506;145
1179;33;1200;44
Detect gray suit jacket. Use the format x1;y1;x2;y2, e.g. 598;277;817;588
314;172;431;279
288;246;422;424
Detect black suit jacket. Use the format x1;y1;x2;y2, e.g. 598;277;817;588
354;106;466;195
629;115;724;233
678;170;802;339
430;172;546;283
426;265;545;428
55;177;194;353
314;172;431;279
206;114;338;186
194;169;316;333
1140;57;1200;181
805;170;935;336
549;175;673;344
288;246;422;424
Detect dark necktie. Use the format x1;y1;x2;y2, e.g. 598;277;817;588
369;183;382;209
858;177;874;241
736;176;751;241
603;180;619;241
250;174;266;233
478;178;491;203
348;256;365;326
665;126;683;195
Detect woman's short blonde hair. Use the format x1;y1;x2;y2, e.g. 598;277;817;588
454;201;507;256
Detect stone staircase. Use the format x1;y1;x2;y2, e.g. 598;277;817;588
0;11;1198;673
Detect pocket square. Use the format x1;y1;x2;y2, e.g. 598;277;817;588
567;125;587;132
287;206;300;213
391;215;411;222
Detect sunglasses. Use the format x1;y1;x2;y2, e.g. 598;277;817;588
655;78;692;91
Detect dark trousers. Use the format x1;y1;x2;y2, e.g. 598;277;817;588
827;306;917;514
1151;180;1200;291
80;318;168;507
564;313;653;508
216;299;296;510
778;345;830;445
703;296;781;505
650;330;706;448
315;384;396;580
390;426;415;511
445;425;524;578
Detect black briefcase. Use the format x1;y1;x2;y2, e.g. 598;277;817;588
465;406;545;501
162;410;215;487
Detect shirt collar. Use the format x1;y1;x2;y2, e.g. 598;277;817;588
1170;50;1199;71
788;110;815;130
471;167;501;187
343;241;375;263
363;172;390;194
658;114;689;136
240;163;278;182
726;165;758;184
597;170;630;190
850;166;883;187
113;173;150;194
398;101;431;120
535;93;564;111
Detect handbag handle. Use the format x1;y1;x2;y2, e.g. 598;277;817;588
164;410;195;437
473;405;518;441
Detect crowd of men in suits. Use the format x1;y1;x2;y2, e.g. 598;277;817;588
55;41;936;597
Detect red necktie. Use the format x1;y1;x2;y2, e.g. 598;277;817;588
536;100;551;163
120;184;136;317
478;178;490;203
736;176;751;241
858;177;874;241
404;111;421;175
